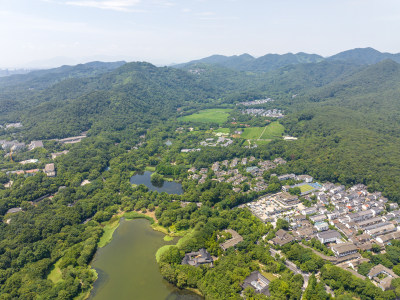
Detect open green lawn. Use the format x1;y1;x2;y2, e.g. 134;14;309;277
48;259;63;284
241;122;284;140
260;122;285;139
299;184;316;193
260;271;279;282
178;109;232;124
241;127;265;139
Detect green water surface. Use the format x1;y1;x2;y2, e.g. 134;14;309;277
90;218;202;300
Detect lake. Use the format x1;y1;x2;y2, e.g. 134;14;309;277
90;218;202;300
130;171;183;195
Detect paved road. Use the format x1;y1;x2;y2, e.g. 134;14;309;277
268;247;310;290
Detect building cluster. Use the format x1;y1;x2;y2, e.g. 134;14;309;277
0;140;44;154
246;181;400;290
200;136;233;147
5;163;56;178
241;109;284;118
181;148;201;153
237;98;274;106
188;157;286;190
4;123;22;129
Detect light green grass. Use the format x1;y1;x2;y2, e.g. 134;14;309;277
156;245;174;262
241;122;284;140
241;127;265;139
178;109;232;124
299;184;316;193
260;122;285;139
145;166;156;172
98;220;120;248
48;259;63;284
163;235;174;241
155;228;194;262
260;271;279;281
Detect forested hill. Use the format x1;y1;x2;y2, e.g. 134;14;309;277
276;59;400;201
0;62;271;140
174;47;400;72
0;61;126;91
328;47;400;65
2;62;215;140
174;52;324;72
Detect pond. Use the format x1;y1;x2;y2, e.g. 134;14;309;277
130;171;183;195
90;218;202;300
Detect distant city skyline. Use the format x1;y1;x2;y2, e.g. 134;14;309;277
1;0;400;68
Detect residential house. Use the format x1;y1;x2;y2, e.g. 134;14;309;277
296;175;313;183
317;230;342;244
220;229;243;251
277;174;296;181
376;231;400;244
181;248;213;267
272;229;294;246
241;271;270;296
366;223;396;237
301;207;317;216
368;264;399;291
331;243;358;257
28;141;43;151
314;221;329;232
310;214;326;223
44;163;56;177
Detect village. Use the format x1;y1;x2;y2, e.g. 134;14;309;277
244;180;400;291
236;98;275;106
185;154;400;293
0;131;87;188
241;108;284;118
188;156;286;187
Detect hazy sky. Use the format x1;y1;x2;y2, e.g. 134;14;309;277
1;0;400;68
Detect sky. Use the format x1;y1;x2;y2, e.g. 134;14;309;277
1;0;400;68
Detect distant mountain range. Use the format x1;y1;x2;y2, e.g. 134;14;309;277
174;47;400;72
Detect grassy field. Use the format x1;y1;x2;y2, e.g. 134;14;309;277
178;109;232;124
98;220;120;248
48;259;63;284
163;235;174;241
241;127;265;139
260;271;279;282
155;228;194;262
260;122;285;139
299;184;316;193
241;122;284;140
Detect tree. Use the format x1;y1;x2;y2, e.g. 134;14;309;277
276;218;289;230
150;172;164;187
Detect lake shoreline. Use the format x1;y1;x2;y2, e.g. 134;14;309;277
88;215;204;300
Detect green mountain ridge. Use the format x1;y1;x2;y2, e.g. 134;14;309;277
175;47;400;73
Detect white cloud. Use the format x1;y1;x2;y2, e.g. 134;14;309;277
64;0;143;12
